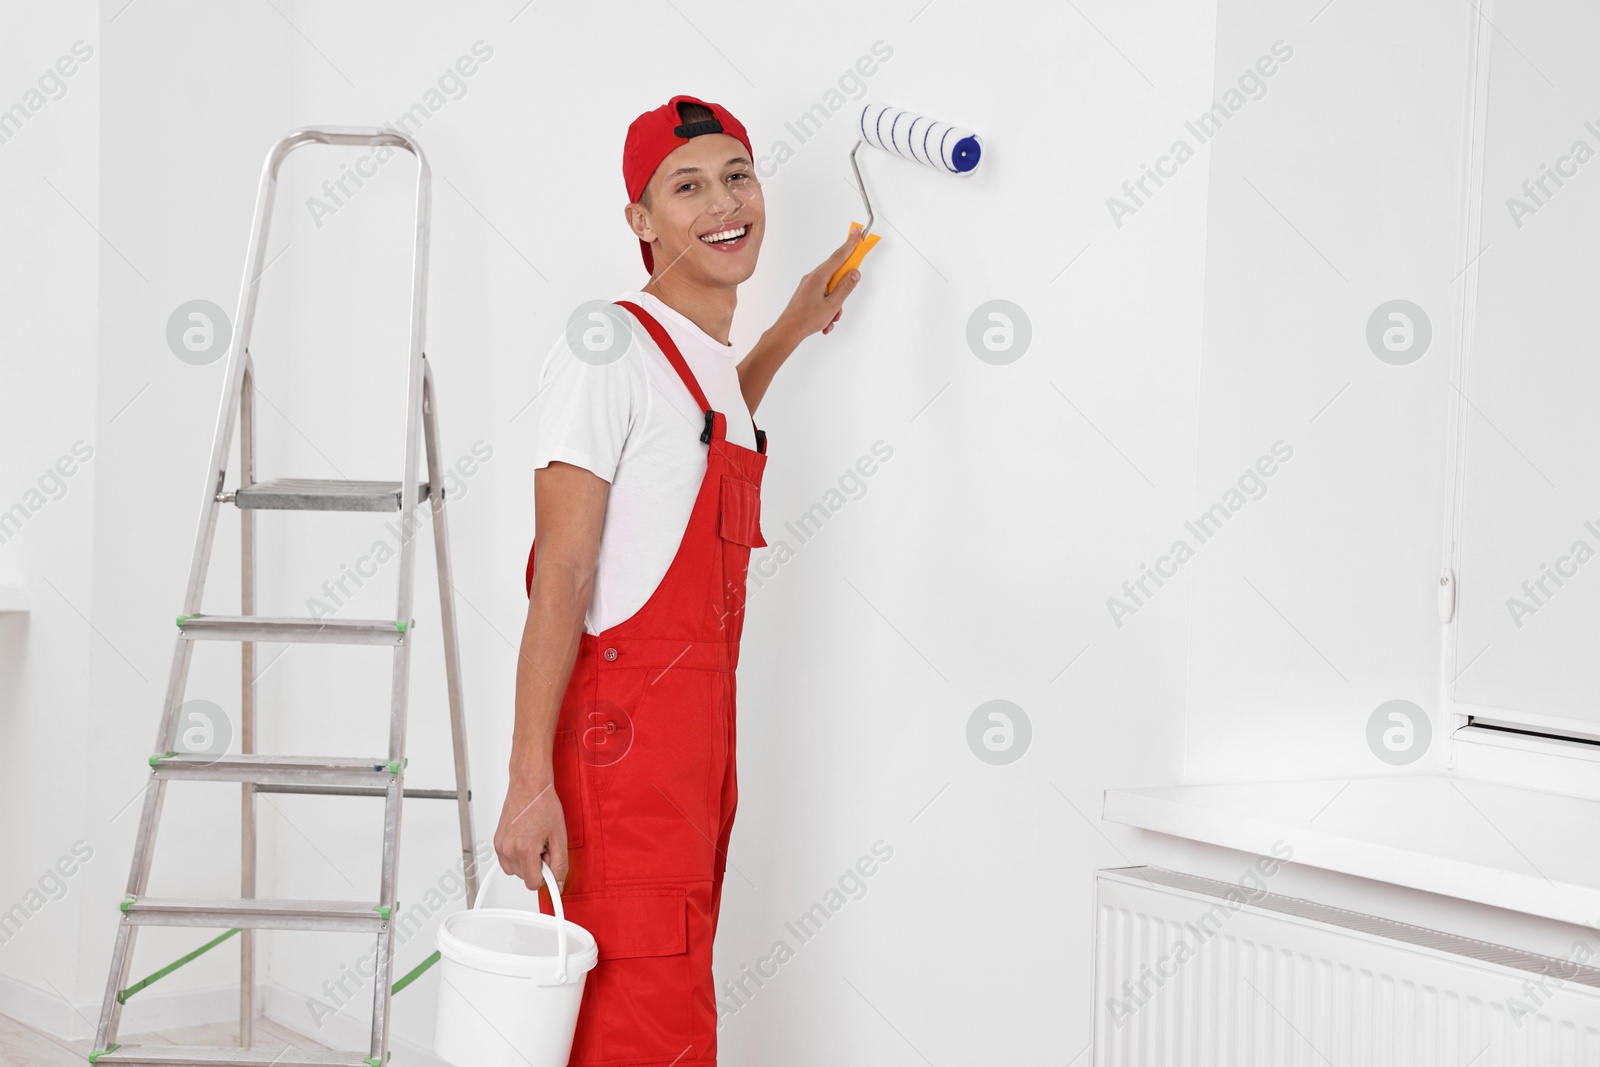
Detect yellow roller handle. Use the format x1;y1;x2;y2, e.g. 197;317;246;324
827;222;881;295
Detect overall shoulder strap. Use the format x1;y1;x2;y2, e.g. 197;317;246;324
614;300;711;412
613;299;765;451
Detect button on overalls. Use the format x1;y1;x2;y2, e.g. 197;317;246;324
523;299;767;1066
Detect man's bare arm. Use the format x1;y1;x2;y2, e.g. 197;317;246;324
493;460;609;891
738;229;864;414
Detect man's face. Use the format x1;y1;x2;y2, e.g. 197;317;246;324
630;133;763;285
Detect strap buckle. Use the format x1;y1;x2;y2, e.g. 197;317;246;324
755;427;767;454
701;409;715;444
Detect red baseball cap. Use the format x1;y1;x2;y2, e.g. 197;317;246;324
623;94;753;275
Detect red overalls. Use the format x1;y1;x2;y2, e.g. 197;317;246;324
524;299;767;1066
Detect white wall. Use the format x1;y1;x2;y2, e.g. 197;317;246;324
0;0;100;1009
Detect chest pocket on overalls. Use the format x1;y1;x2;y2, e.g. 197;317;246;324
718;474;766;548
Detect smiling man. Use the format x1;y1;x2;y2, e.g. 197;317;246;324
494;95;863;1065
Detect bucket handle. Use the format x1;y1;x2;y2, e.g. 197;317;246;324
474;859;569;984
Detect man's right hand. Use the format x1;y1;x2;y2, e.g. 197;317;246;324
501;462;608;896
493;766;569;892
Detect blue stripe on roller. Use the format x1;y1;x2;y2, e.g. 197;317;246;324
950;134;981;173
913;117;933;168
888;109;907;159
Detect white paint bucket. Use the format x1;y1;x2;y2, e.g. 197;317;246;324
433;861;598;1067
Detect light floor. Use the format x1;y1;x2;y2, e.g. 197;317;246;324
0;1012;324;1066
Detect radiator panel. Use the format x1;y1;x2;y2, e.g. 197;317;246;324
1093;866;1600;1066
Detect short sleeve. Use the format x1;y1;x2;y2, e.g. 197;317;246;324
528;328;645;484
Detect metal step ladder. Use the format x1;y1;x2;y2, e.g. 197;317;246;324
91;127;477;1067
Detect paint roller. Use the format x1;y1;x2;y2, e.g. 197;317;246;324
826;103;985;294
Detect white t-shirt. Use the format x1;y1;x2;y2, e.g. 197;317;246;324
529;290;759;635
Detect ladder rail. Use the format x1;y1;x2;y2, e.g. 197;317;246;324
240;355;257;1048
393;130;431;628
95;638;195;1045
423;360;480;904
372;128;430;1066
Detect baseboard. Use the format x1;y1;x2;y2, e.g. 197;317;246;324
0;970;81;1040
260;983;451;1067
0;975;447;1065
0;972;241;1042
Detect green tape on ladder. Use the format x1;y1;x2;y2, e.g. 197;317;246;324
88;1044;120;1063
148;752;177;767
390;950;440;996
374;904;392;921
116;929;241;1004
175;614;199;627
119;896;135;913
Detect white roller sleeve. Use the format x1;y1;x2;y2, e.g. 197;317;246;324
858;103;984;175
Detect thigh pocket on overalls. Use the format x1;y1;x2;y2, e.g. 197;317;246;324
718;475;766;547
552;728;585;849
561;885;687;959
561;887;700;1065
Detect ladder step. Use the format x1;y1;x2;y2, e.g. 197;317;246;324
150;754;396;787
259;783;464;800
91;1046;372;1066
234;477;429;512
178;615;407;645
121;898;388;932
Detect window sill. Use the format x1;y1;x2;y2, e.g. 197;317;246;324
1103;774;1600;928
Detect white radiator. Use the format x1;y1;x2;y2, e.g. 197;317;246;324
1094;866;1600;1066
